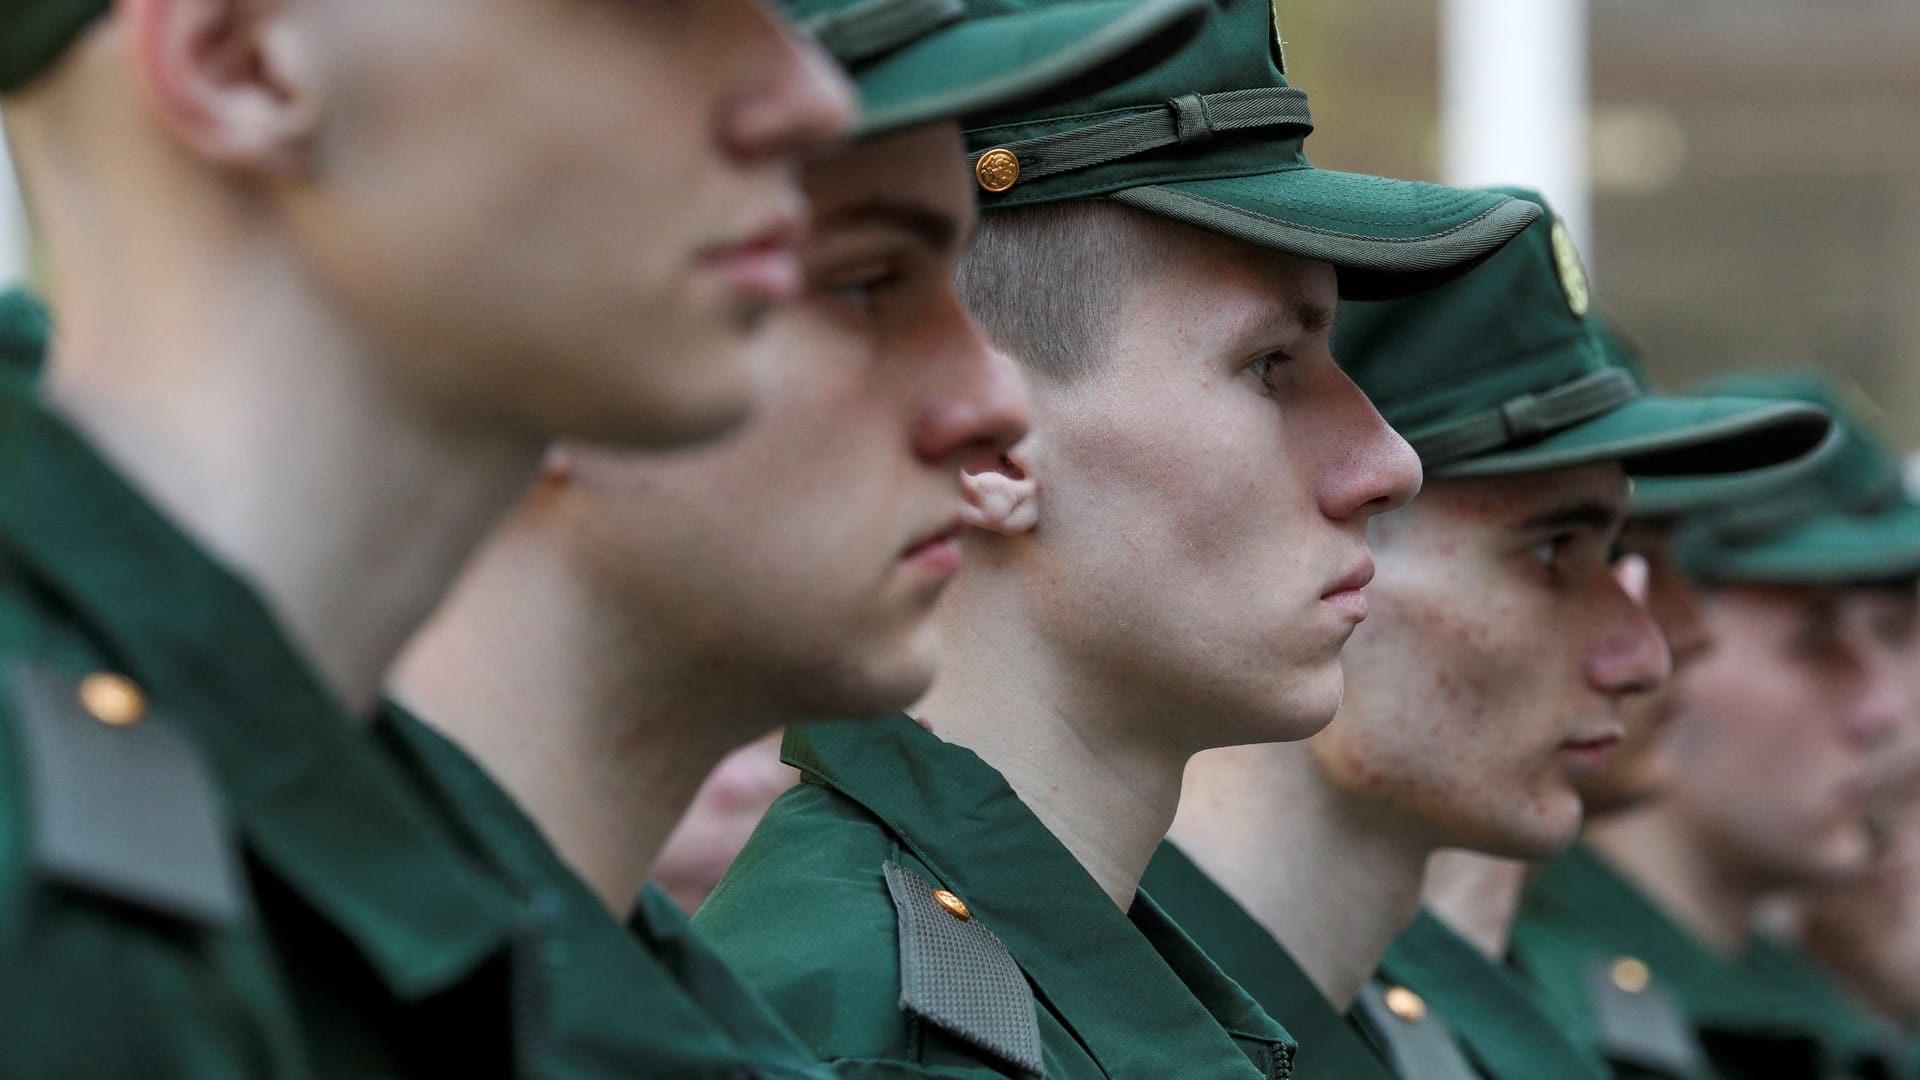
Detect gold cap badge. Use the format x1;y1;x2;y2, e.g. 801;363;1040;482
1551;219;1591;318
974;148;1020;194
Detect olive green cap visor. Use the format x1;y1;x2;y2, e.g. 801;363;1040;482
958;0;1537;299
1631;424;1845;520
1433;393;1832;481
0;0;107;92
1672;370;1920;585
795;0;1209;137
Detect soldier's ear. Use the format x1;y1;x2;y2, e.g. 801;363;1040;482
960;440;1039;536
124;0;318;177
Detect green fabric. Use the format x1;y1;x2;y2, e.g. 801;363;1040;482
0;0;106;92
1671;370;1920;585
1513;844;1839;1080
1380;908;1611;1080
792;0;1209;137
1144;841;1396;1080
695;714;1298;1078
0;374;532;1075
0;289;49;390
1736;937;1912;1080
959;0;1540;299
377;705;836;1078
1336;188;1830;481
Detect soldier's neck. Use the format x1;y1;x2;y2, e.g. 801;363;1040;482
1588;803;1754;955
44;245;542;716
1422;849;1532;961
392;515;743;916
914;622;1191;911
1170;740;1431;1009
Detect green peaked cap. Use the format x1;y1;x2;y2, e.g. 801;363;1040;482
789;0;1209;137
0;0;107;93
956;0;1540;299
1614;325;1845;520
1334;187;1830;481
1673;370;1920;585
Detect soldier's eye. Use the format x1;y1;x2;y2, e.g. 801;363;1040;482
1250;351;1292;389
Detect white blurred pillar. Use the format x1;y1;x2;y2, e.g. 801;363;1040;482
1440;0;1591;259
0;121;25;285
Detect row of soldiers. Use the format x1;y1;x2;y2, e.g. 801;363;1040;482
0;0;1914;1076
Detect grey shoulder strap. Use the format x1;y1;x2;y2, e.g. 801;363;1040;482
1582;956;1707;1077
883;860;1043;1077
1353;979;1483;1080
6;661;247;927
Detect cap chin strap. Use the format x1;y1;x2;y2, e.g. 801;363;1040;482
968;86;1314;190
804;0;965;65
1407;367;1643;468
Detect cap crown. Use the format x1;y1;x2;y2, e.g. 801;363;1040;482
960;0;1313;207
1334;189;1620;465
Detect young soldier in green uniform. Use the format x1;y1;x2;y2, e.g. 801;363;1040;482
1403;336;1845;1080
1153;192;1833;1080
0;0;851;1074
386;0;1210;1074
693;4;1556;1076
1515;373;1920;1080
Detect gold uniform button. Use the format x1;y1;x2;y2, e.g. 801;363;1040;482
78;672;147;727
1610;956;1652;994
931;889;972;921
974;148;1021;194
1383;985;1426;1023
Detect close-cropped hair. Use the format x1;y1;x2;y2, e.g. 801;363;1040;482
956;199;1185;385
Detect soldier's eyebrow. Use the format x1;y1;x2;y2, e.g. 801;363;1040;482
1515;499;1627;535
815;200;963;257
1291;293;1337;337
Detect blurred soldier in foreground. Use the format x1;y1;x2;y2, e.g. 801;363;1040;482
1516;374;1920;1080
692;3;1551;1076
0;0;851;1073
1154;192;1831;1080
389;0;1212;1072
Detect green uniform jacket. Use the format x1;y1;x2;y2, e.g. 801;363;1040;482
1513;843;1904;1080
0;289;47;389
1143;841;1395;1080
0;370;534;1076
378;704;840;1078
1369;907;1610;1080
694;715;1299;1079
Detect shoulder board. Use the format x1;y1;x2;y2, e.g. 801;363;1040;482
1581;955;1706;1077
882;859;1043;1077
1353;978;1483;1080
6;660;247;927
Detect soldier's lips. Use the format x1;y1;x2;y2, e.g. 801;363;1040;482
698;214;806;307
900;521;964;577
1320;558;1375;622
1559;730;1624;770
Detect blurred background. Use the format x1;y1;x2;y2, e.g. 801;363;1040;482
1280;0;1920;445
0;0;1915;440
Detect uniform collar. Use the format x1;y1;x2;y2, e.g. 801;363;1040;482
1514;843;1808;1034
380;705;827;1076
1382;908;1610;1080
1146;841;1395;1079
784;716;1296;1079
0;380;521;999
